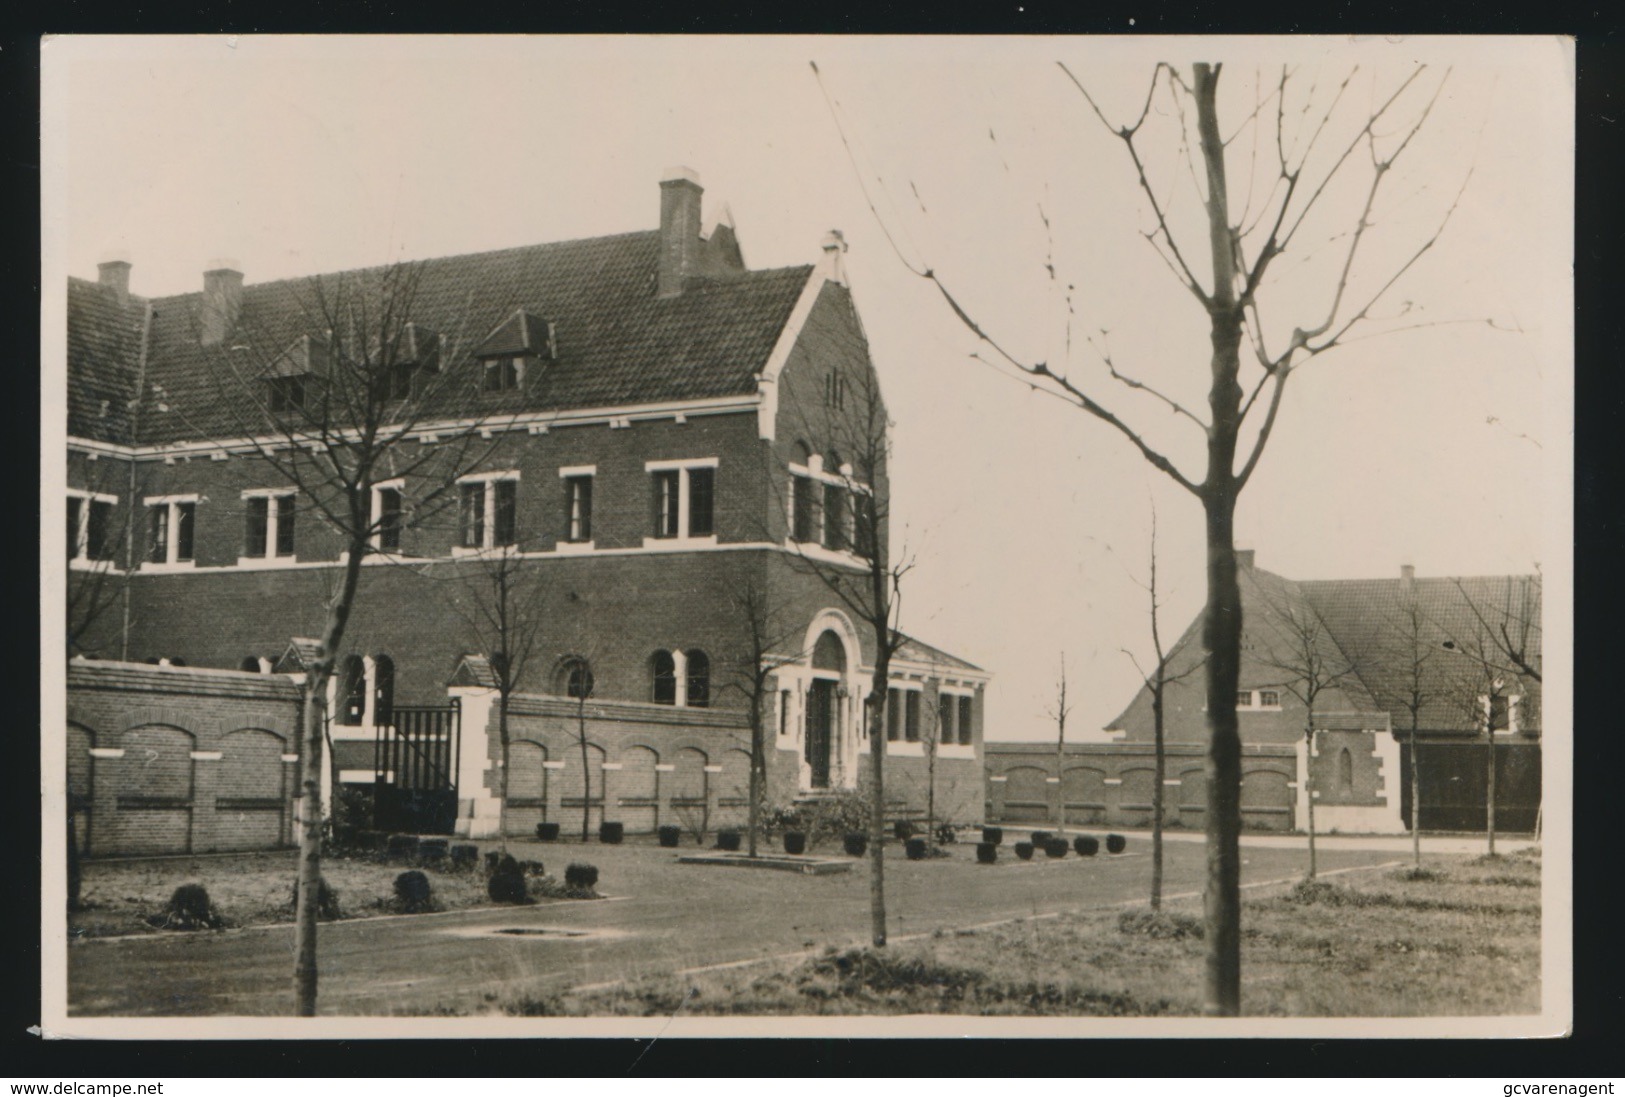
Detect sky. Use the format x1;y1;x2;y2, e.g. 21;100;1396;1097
41;35;1573;742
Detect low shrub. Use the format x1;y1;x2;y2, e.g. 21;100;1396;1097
386;834;420;864
982;825;1003;846
975;841;997;864
599;821;625;845
783;831;808;856
1014;841;1035;861
484;851;504;875
449;844;479;871
1105;833;1127;854
152;883;225;930
1118;909;1204;940
1044;838;1068;859
1031;830;1053;847
564;863;600;889
417;838;449;865
843;832;868;858
531;875;599;901
392;870;433;913
490;853;521;878
716;829;742;852
536;822;561;841
522;859;546;876
1074;835;1100;857
488;867;532;905
1393;865;1448;883
657;825;681;848
1483;874;1539;889
762;790;870;851
935;823;958;845
905;837;928;860
893;820;915;841
290;875;342;921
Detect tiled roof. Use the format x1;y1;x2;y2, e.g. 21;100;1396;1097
449;653;499;689
893;633;985;674
65;277;149;443
106;230;814;444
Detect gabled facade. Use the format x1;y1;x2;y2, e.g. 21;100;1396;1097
64;169;991;847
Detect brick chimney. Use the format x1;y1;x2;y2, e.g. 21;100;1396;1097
657;167;703;298
201;260;244;347
97;254;132;306
1400;563;1416;582
1236;548;1255;570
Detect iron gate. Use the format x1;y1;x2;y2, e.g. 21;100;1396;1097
372;701;460;834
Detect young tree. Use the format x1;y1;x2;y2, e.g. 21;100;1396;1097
1044;653;1075;837
429;541;549;850
718;577;809;858
1253;580;1359;879
780;359;911;948
815;59;1463;1009
556;649;598;842
1379;581;1440;868
198;261;492;1015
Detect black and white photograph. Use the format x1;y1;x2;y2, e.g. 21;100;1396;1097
39;33;1572;1037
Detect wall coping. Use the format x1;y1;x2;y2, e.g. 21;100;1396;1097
984;741;1297;759
504;691;750;729
68;659;301;700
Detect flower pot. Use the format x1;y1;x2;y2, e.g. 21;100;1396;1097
981;825;1003;846
783;831;808;856
1044;838;1068;858
893;820;914;841
1106;833;1127;854
599;821;624;844
657;825;681;848
716;829;742;852
536;822;561;841
843;832;868;857
1074;835;1100;857
1014;841;1035;861
976;841;998;864
905;837;927;860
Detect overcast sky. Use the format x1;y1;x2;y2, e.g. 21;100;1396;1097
42;35;1572;742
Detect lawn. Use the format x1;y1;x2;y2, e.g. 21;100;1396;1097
496;850;1542;1017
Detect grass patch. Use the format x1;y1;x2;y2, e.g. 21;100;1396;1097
1391;866;1449;883
492;854;1539;1018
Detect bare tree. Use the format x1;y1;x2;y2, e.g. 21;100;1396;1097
1044;653;1075;837
1252;581;1359;879
1454;574;1543;684
428;540;549;850
196;261;494;1016
1378;581;1440;869
814;59;1464;1010
717;577;809;858
778;359;911;948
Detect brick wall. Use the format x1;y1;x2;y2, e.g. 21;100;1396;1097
66;660;303;856
985;742;1300;833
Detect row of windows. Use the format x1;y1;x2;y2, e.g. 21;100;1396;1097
456;465;715;550
67;495;116;562
650;650;709;707
895;689;973;746
1237;689;1282;709
789;475;873;556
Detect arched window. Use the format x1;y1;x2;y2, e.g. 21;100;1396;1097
560;657;594;700
1337;748;1354;794
685;650;710;708
812;630;846;673
239;656;262;673
373;654;395;728
651;651;677;705
338;655;366;726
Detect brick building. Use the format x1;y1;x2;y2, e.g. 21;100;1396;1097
64;169;990;846
985;554;1540;834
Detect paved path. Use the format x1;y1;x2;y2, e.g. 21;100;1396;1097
66;837;1419;1017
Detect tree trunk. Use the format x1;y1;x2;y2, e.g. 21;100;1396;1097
1409;725;1422;868
497;690;510;851
868;685;888;948
1486;729;1497;857
1200;493;1244;1017
579;698;591;843
747;688;763;859
1304;727;1318;879
926;734;937;850
1151;686;1165;911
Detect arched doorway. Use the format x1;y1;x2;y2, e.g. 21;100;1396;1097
805;629;847;789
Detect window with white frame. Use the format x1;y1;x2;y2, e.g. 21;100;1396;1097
1257;690;1282;709
145;495;197;566
242;491;296;559
368;480;405;552
956;694;974;745
560;467;594;544
482;355;527;393
645;458;718;542
67;491;117;564
789;473;817;543
886;686;922;742
1236;690;1255;708
457;472;519;551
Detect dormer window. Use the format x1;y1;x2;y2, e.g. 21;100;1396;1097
473;309;554;395
268;375;307;412
265;333;327;413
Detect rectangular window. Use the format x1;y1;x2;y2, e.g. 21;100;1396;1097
906;690;921;741
1258;690;1280;708
566;475;593;542
376;487;403;551
938;693;955;745
244;497;269;558
67;497;81;560
268;375;306;412
493;479;517;547
822;483;846;551
86;499;112;561
653;470;680;538
957;695;974;745
387;363;414;401
272;496;294;557
791;476;816;543
483;356;524;393
687;467;714;537
853;493;876;559
459;483;485;548
886;688;901;741
779;690;791;739
1236;691;1254;708
147;498;196;565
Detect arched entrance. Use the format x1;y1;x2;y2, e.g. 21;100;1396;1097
805;629;847;789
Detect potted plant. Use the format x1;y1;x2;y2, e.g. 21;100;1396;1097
843;832;868;857
783;831;808;856
1014;841;1035;861
657;825;681;848
716;829;742;852
536;822;561;842
975;842;998;864
982;825;1003;846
